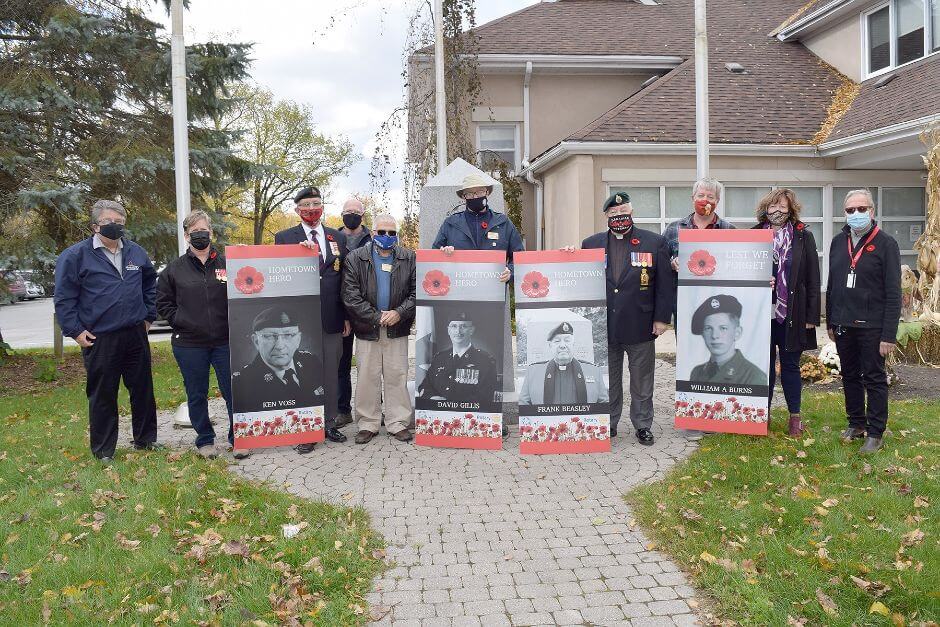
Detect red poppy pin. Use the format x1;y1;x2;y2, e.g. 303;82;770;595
326;233;335;241
209;251;217;259
631;238;640;246
796;223;805;231
687;249;717;276
481;221;488;230
866;244;876;252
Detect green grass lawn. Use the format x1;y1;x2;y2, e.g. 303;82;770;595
0;344;385;624
630;392;939;626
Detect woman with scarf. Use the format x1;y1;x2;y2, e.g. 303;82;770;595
752;189;820;437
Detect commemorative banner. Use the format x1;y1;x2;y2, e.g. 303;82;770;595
675;230;773;435
414;250;506;450
514;249;611;454
226;245;325;450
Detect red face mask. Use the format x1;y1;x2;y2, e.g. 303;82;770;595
693;198;715;216
298;207;322;226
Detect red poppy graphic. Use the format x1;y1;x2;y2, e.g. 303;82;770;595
326;233;335;241
687;249;717;276
422;270;451;296
521;271;550;298
865;244;876;252
631;238;640;246
481;221;488;230
234;266;265;294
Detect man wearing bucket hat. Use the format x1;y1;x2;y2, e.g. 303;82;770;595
432;173;524;283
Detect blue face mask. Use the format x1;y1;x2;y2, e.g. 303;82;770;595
846;211;871;230
374;234;398;250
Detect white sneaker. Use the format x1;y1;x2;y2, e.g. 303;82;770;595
196;444;218;459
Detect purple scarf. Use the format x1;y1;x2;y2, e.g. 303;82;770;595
768;222;793;323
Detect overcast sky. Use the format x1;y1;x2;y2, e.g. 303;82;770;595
147;0;538;218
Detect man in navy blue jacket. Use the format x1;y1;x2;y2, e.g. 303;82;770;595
54;200;160;464
581;193;674;445
274;186;349;450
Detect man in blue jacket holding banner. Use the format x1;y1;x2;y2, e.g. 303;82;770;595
54;200;161;464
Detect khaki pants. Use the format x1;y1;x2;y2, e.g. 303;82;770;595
354;328;412;434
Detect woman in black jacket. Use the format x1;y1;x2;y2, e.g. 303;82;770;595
156;211;247;459
753;189;820;436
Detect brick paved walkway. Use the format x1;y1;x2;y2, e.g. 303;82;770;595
144;359;705;626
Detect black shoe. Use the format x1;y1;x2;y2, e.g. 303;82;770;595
98;456;114;466
335;412;353;428
295;442;315;454
502;424;509;438
635;428;654;446
133;442;166;451
325;427;347;443
610;426;618;437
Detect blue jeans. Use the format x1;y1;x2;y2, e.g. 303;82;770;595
769;320;802;414
172;344;233;447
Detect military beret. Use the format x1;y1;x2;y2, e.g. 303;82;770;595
293;186;321;203
603;192;631;213
690;294;742;335
252;307;302;332
547;321;575;341
446;311;472;323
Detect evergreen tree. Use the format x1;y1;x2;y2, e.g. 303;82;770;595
0;0;251;275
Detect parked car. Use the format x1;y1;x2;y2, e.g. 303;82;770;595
23;279;45;300
0;269;27;303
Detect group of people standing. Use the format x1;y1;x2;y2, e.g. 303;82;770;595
53;174;900;464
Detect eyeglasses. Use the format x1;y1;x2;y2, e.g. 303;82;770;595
256;331;300;343
462;189;488;199
375;229;397;236
297;201;323;209
844;206;870;214
98;219;126;226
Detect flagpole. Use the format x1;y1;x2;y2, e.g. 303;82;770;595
433;0;447;173
694;0;710;179
171;0;191;255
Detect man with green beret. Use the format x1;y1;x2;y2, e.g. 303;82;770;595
232;307;325;412
576;192;673;445
519;322;609;405
689;294;767;386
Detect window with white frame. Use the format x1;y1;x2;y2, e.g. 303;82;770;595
477;124;519;172
864;0;940;76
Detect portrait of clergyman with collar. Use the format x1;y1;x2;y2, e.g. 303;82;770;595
231;304;325;414
518;321;610;406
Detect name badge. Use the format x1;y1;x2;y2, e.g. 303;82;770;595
215;269;227;283
381;263;392;272
329;241;340;256
487;231;499;240
846;271;856;289
125;263;139;272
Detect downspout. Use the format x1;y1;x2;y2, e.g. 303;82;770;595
521;60;544;250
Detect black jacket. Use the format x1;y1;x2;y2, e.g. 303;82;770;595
826;221;901;342
342;243;416;340
751;222;820;352
156;248;229;348
274;223;347;335
582;227;674;346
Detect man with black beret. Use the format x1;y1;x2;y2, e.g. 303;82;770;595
518;322;609;405
576;192;673;445
232;307;325;412
689;294;767;386
275;186;349;450
418;311;498;403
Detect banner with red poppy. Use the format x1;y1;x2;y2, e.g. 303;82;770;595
675;230;773;436
225;245;325;450
414;250;507;450
513;250;611;454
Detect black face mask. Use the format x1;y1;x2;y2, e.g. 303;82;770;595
466;196;488;213
99;222;125;240
607;214;633;235
189;230;211;251
342;213;363;230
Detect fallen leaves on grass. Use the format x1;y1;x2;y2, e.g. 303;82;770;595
815;588;838;616
114;532;141;551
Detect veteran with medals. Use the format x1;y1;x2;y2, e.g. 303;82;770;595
519;322;609;405
232;308;325;412
418;312;498;403
580;192;673;445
